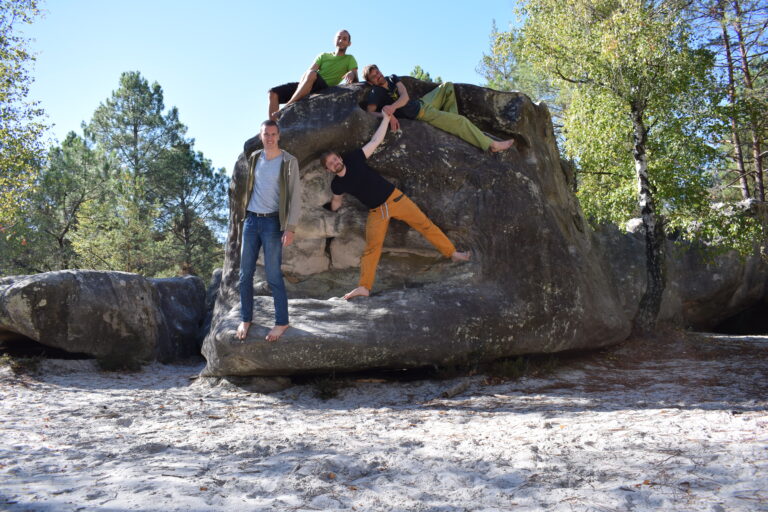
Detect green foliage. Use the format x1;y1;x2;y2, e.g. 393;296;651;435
0;0;47;233
70;173;162;275
1;133;113;274
1;71;228;278
410;65;442;83
88;71;184;178
478;21;570;132
146;143;227;278
511;0;761;254
79;71;226;278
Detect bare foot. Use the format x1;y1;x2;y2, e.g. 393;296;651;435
236;321;251;340
266;324;289;342
451;251;471;262
343;286;370;300
489;139;515;152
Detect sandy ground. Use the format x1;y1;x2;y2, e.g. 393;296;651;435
0;332;766;512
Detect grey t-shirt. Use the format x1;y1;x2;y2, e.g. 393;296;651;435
247;152;283;214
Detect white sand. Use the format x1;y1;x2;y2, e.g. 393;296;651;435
1;333;766;511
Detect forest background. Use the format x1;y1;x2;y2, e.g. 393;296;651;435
2;0;766;322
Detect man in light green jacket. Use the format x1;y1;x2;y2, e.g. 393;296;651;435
237;120;302;342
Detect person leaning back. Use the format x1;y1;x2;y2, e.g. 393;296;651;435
363;64;516;153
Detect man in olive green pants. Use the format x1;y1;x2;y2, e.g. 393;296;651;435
363;64;515;152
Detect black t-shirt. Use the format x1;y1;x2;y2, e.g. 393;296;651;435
331;149;395;209
366;74;422;120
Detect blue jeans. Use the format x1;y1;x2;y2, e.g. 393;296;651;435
239;213;288;326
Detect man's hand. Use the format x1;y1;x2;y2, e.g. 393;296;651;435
389;115;400;132
382;104;396;116
282;231;295;247
343;70;357;84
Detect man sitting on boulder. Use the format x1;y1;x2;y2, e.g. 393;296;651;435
363;64;516;153
321;112;471;300
268;30;358;121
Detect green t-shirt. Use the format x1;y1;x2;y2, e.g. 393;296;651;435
314;53;358;86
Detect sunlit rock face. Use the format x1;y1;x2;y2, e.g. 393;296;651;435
202;79;632;377
0;271;206;362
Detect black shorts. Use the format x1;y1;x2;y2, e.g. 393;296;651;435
269;74;329;103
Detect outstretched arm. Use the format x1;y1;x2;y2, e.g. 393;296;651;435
362;112;391;159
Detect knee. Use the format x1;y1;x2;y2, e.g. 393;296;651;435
361;245;380;258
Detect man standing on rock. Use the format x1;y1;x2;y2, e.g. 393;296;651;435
237;120;302;342
363;64;516;153
321;112;470;300
268;30;358;121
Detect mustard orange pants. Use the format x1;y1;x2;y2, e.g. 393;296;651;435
359;189;456;291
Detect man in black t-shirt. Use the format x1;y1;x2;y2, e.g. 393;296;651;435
320;112;470;300
362;64;516;153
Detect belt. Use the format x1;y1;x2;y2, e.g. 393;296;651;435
248;211;279;217
370;192;404;219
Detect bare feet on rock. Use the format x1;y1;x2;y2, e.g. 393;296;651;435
236;321;251;340
343;286;370;301
266;324;290;342
489;139;516;152
451;250;471;263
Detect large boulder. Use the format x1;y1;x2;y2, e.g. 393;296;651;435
202;80;632;377
0;270;206;363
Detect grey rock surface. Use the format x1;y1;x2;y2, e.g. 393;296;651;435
0;270;206;363
203;80;632;376
593;224;768;330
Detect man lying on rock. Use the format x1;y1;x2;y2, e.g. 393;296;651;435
268;30;358;121
362;64;516;153
321;111;471;301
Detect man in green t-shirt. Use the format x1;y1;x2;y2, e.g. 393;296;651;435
268;30;358;121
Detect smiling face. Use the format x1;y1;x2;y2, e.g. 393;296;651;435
365;66;387;88
260;123;280;151
322;152;345;175
335;30;351;51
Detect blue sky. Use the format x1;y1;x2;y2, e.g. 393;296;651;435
22;0;518;173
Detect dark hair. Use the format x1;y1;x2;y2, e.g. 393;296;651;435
320;150;339;167
260;120;279;132
362;64;379;82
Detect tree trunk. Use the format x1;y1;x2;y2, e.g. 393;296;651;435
631;104;665;334
719;2;751;199
732;0;764;200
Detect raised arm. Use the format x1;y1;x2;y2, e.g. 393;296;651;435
362;112;391;158
330;194;344;211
